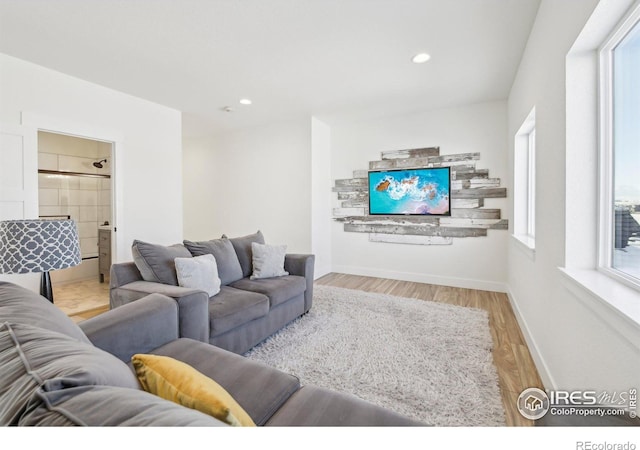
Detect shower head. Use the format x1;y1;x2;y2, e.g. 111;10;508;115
93;159;107;169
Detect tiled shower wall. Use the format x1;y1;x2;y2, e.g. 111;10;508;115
37;132;111;282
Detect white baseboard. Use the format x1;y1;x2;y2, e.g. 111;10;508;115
331;265;508;293
313;263;332;280
506;287;556;390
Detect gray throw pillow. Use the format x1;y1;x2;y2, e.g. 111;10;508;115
250;242;289;280
0;322;140;426
131;240;192;286
183;238;243;285
175;254;221;297
0;281;90;344
223;230;265;278
20;385;227;426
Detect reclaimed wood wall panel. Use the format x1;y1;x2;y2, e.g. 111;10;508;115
451;187;507;199
427;152;481;164
451;208;501;219
333;207;368;217
369;157;430;170
451;178;501;190
332;147;508;245
452;169;489;180
449;164;480;174
335;178;367;187
439;218;509;229
332;185;367;192
337;191;368;200
344;223;488;237
336;215;440;225
451;198;484;209
381;147;440;160
341;200;368;208
369;153;480;171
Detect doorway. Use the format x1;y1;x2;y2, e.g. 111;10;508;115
37;131;113;319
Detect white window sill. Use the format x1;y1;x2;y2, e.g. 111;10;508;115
558;267;640;348
511;234;535;260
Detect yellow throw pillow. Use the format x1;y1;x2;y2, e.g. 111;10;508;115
131;354;255;427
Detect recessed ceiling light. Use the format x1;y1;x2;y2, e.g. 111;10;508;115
239;98;252;105
412;53;431;64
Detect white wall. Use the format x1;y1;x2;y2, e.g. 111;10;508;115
311;117;332;278
0;53;183;290
507;0;640;392
183;119;312;254
328;101;509;291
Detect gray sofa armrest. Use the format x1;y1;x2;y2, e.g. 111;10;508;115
110;261;143;289
110;281;210;343
284;254;315;313
79;293;179;363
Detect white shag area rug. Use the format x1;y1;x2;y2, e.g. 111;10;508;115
245;285;506;426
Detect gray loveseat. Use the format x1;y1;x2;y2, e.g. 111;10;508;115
110;231;314;354
0;281;422;426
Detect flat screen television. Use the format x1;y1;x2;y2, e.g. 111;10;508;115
368;167;451;216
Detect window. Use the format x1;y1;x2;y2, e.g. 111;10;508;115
562;0;640;335
600;6;640;288
513;107;536;251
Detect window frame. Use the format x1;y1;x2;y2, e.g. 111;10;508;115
513;107;536;253
527;127;536;239
598;4;640;291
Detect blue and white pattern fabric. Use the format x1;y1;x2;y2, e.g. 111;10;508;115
0;220;81;274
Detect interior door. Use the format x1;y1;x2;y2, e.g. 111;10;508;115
0;123;37;220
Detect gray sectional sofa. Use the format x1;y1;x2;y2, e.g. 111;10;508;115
0;281;422;426
109;231;315;354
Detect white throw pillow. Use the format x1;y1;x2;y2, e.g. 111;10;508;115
250;242;289;280
174;254;221;297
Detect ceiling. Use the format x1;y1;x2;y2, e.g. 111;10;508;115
0;0;541;137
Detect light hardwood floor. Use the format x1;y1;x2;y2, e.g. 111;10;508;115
53;278;110;323
55;272;543;426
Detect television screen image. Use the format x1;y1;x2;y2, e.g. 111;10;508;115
368;167;451;216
